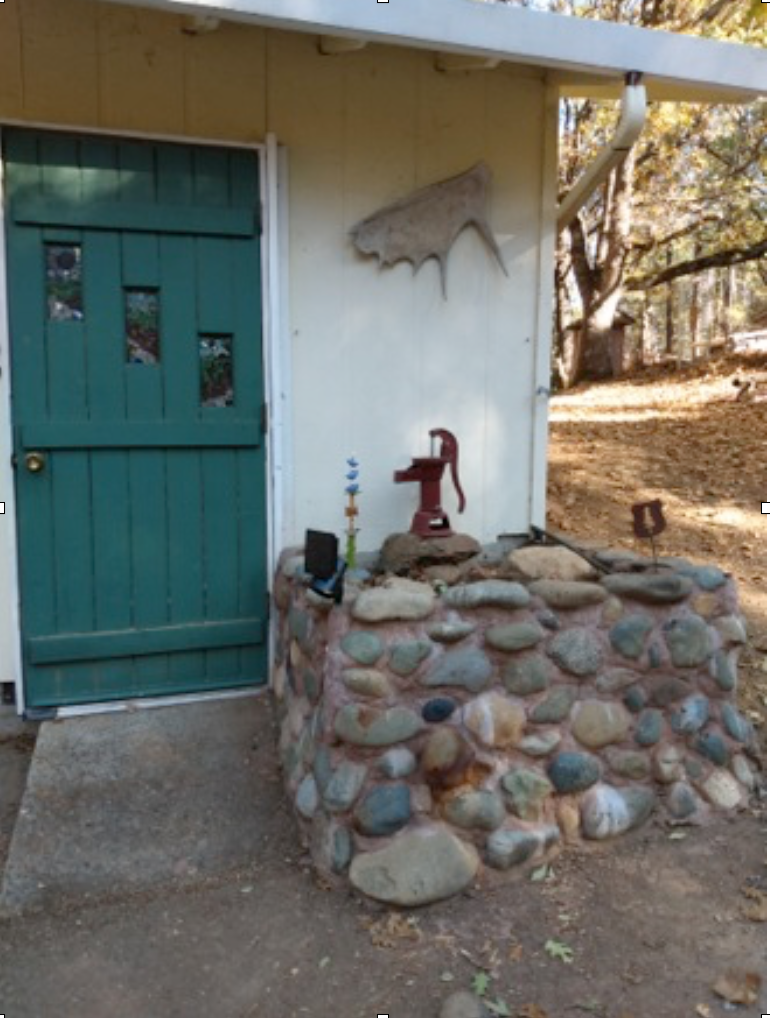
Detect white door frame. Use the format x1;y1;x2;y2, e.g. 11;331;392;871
0;120;290;715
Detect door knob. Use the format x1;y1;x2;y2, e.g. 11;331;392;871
25;451;46;474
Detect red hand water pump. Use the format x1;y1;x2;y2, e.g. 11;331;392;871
394;428;466;538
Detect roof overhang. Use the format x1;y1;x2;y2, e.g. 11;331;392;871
94;0;767;104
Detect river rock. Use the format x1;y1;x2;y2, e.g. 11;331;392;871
732;754;758;789
501;767;554;820
547;752;601;793
530;686;578;724
508;545;597;581
342;668;393;699
379;532;481;574
463;692;526;749
606;748;651;781
670;695;710;735
443;580;531;610
699;770;743;810
667;781;700;821
334;704;423;747
341;630;384;666
694;730;729;766
502;653;551;696
711;649;738;691
310;816;353;874
648;676;691;708
424;646;494;693
602;573;694;603
349;826;479;905
354;784;412;836
622;685;647;713
663;615;713;667
549;628;603;676
323;761;368;812
426;619;477;644
519;729;562;757
652;744;684;784
486;824;560;869
530;579;608;609
713;614;748;645
721;703;752;744
571;700;631;748
295;773;319;819
422;697;457;724
484;621;543;652
596;667;640;694
675;563;727;591
581;784;655;839
609;614;655;659
422;727;470;782
634;709;663;747
389;640;432;676
352;578;436;622
440;990;492;1018
378;747;417;779
443;790;506;831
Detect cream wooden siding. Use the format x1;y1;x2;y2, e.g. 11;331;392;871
0;3;554;666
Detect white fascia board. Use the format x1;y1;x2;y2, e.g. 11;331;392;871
95;0;766;103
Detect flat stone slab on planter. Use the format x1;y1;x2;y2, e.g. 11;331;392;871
602;572;694;603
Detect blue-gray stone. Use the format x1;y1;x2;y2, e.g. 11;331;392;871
334;704;424;746
390;640;432;676
519;730;562;757
649;676;691;707
423;646;493;693
602;572;694;603
530;685;578;724
664;615;713;667
501;768;554;821
485;621;543;653
667;782;699;820
549;628;604;676
311;817;353;875
634;709;663;747
648;642;663;669
422;697;457;724
341;630;384;666
712;650;737;691
502;653;551;696
354;784;412;836
684;755;707;781
442;580;531;610
486;825;559;870
547;752;601;793
609;615;654;659
323;760;367;813
694;730;729;767
301;668;321;703
623;686;648;713
313;745;333;793
581;784;655;839
443;790;506;831
606;748;651;780
679;563;728;591
425;620;477;644
670;695;710;735
537;610;561;631
596;668;640;694
289;605;314;653
721;703;752;744
295;772;319;819
378;747;417;779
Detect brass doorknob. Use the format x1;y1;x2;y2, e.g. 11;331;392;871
25;451;46;474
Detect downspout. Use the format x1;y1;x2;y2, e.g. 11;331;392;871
556;72;647;231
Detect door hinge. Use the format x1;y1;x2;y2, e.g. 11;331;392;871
260;401;269;434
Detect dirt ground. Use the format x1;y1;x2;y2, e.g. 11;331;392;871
0;352;766;1018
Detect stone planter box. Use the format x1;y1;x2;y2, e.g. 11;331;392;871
272;542;759;906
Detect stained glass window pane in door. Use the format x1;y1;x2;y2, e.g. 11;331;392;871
45;244;84;321
125;289;161;364
200;335;234;407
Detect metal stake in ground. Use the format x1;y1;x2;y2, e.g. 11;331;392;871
631;499;667;570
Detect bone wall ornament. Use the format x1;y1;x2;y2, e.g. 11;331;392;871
349;162;508;297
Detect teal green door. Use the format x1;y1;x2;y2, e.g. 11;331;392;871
4;129;268;708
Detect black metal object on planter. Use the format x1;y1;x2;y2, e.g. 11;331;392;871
305;529;346;603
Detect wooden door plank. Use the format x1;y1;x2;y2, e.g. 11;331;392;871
202;449;239;681
159;234;197;420
193;146;230;207
156;144;194;207
232;236;263;417
196;235;235;337
118;141;156;204
39;133;81;205
85;230;125;420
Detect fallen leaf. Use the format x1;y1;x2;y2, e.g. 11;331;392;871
508;942;523;963
695;1004;712;1017
440;971;455;983
741;886;767;922
487;1000;512;1017
518;1005;549;1018
544;939;574;964
712;969;761;1006
530;864;552;883
363;911;422;948
471;971;491;997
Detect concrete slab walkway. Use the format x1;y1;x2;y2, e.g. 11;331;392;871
1;694;278;913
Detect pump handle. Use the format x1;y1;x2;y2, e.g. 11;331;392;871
429;428;466;514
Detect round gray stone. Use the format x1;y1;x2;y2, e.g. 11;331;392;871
486;824;559;870
378;747;417;779
721;703;752;744
606;748;651;781
694;730;729;767
342;668;392;698
571;700;631;748
652;744;684;784
529;685;578;724
634;709;663;747
519;729;562;757
426;619;477;644
442;580;531;610
443;790;506;831
484;621;543;653
423;646;493;693
440;990;492;1018
310;816;353;874
711;649;738;691
713;614;748;645
501;767;554;821
648;676;691;708
341;630;384;666
349;827;479;905
581;784;655;839
334;704;423;747
549;628;603;676
670;695;710;735
323;760;368;813
663;615;713;667
530;579;608;608
547;752;601;793
389;640;432;676
596;667;641;694
354;784;412;837
609;614;654;659
667;781;700;820
352;579;436;622
295;772;320;819
602;572;694;603
508;545;597;581
502;653;551;696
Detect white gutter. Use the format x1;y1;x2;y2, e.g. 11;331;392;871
556;75;647;232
